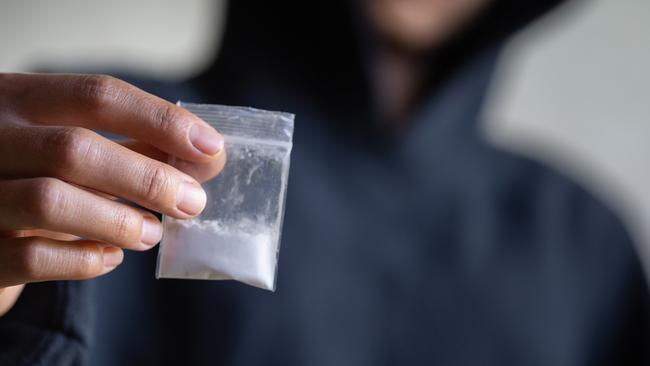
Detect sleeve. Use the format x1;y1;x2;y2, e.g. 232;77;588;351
0;280;93;365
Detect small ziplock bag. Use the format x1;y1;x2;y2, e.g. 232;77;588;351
156;102;294;291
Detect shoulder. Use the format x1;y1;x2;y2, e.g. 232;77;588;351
482;144;646;283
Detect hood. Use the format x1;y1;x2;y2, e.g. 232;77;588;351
197;0;567;118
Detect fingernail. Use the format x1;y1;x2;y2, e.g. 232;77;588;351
141;216;163;246
190;124;224;156
176;182;207;216
103;247;124;268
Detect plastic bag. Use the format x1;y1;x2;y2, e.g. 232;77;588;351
156;102;295;291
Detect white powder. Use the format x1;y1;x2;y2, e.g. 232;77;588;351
157;218;279;290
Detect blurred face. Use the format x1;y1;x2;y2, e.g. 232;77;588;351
364;0;492;52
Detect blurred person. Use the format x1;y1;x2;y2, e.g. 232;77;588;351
1;0;649;365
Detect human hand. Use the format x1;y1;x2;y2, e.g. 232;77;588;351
0;73;225;315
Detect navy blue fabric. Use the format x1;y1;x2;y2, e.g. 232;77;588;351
0;281;92;365
1;1;649;365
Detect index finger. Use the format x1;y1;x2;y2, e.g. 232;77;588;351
3;73;224;163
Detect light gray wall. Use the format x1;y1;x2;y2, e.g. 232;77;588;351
0;0;225;79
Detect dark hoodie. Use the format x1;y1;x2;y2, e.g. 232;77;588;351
1;1;649;365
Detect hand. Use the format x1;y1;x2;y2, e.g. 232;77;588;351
0;73;226;315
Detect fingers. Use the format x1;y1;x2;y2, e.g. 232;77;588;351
0;178;162;250
0;125;208;218
3;73;224;163
119;140;227;183
0;237;123;288
0;285;24;317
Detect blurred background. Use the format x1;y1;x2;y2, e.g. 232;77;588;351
0;0;226;80
0;0;649;277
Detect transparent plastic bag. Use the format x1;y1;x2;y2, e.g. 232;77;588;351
156;102;294;291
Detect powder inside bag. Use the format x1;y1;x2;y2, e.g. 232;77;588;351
158;218;278;290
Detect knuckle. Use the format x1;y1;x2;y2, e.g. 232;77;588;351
15;239;47;281
24;178;66;227
140;164;174;205
0;73;11;99
16;240;102;281
73;74;122;110
111;208;139;245
153;103;182;133
0;73;20;101
45;127;96;176
69;250;101;278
